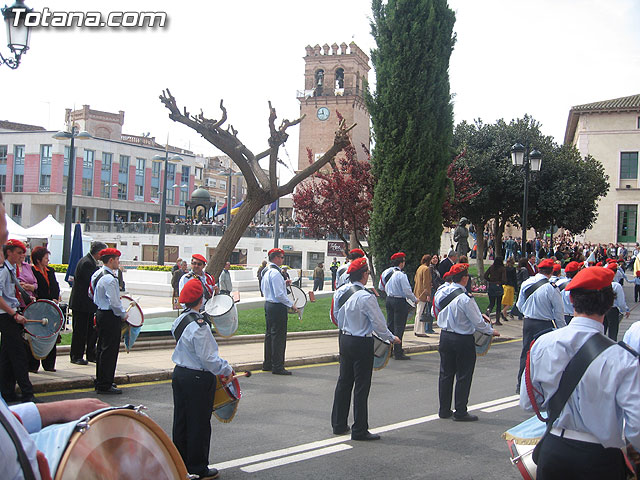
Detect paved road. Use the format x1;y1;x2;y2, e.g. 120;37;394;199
43;340;528;479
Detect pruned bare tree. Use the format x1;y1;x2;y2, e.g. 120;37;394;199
160;89;354;279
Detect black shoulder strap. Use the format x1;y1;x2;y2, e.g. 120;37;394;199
338;284;364;310
173;311;202;342
436;288;465;312
0;411;36;480
383;268;396;285
557;281;568;292
523;277;549;301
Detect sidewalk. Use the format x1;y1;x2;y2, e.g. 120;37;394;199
31;319;524;394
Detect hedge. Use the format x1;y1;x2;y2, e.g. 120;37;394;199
49;264;68;273
137;265;173;272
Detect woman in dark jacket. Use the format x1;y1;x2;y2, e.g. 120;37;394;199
484;256;506;325
29;246;61;372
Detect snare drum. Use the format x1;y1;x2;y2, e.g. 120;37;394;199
121;295;144;327
373;333;392;371
287;285;307;314
213;374;242;423
23;300;64;360
503;415;546;480
204;294;238;337
30;405;188;480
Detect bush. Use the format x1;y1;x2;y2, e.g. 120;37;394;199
229;265;245;270
49;264;68;273
137;265;173;272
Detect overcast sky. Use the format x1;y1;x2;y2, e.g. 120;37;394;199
2;0;639;178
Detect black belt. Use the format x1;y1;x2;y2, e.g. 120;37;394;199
524;318;553;322
441;329;472;336
340;330;372;338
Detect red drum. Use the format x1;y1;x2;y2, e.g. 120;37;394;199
213;373;243;423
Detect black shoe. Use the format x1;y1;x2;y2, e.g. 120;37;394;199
426;329;436;334
197;468;220;480
95;386;122;395
272;369;292;376
262;366;272;372
352;432;381;441
438;410;453;419
20;395;39;404
453;413;478;422
394;354;411;360
333;426;350;435
71;358;88;366
2;393;19;403
43;367;56;372
87;358;97;364
415;333;428;337
29;369;39;374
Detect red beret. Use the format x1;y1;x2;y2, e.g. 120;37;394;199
636;271;640;277
565;266;614;292
606;258;616;264
564;261;582;273
268;248;284;257
347;257;368;274
538;258;555;269
99;248;121;258
443;262;469;279
595;261;603;267
5;239;26;252
606;262;618;271
390;252;406;261
552;263;561;273
349;248;365;258
179;278;203;304
192;254;207;264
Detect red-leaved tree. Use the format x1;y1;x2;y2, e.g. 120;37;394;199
442;149;482;228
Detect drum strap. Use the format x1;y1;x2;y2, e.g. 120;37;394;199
173;311;203;342
0;411;37;480
381;268;397;287
433;288;465;320
90;269;117;299
338;285;363;311
522;278;549;302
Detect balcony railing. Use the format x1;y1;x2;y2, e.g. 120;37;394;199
83;221;347;241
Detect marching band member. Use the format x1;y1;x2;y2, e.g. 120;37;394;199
520;266;640;479
561;261;582;324
335;248;365;289
261;248;298;375
515;258;565;393
549;262;562;284
171;278;232;480
433;263;497;422
90;248;127;395
380;252;417;360
331;258;399;440
603;262;629;341
179;254;218;307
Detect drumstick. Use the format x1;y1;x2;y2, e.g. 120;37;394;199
222;371;252;384
25;318;48;326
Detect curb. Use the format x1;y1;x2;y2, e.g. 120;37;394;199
33;335;516;394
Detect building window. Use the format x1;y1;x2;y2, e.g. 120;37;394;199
101;180;113;198
195;166;203;180
621;152;639;180
39;174;50;192
13;174;23;192
0;175;6;192
11;204;21;220
0;145;6;165
152;161;161;178
102;152;112;171
82;177;93;196
151;186;159;198
181;165;190;181
136;158;145;175
40;145;52;164
63;146;70;193
166;187;174;204
219;180;226;190
83;150;94;168
618;204;638;242
166;162;176;183
118;182;127;200
119;155;130;173
135;184;143;197
14;145;24;165
180;188;187;205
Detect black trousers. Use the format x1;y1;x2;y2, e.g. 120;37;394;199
70;309;97;362
172;366;216;476
28;343;57;372
263;302;288;372
0;314;33;400
438;331;476;417
331;334;374;437
95;310;121;391
313;278;323;291
385;296;409;355
537;433;626;480
604;308;621;341
517;318;554;392
331;273;337;291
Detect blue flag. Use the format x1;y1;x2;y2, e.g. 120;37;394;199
65;223;84;287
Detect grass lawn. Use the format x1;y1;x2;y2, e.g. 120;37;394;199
59;293;493;343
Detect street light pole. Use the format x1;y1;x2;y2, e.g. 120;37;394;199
511;143;542;259
108;183;118;231
153;150;182;265
53;126;92;264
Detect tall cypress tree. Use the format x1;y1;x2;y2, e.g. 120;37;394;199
367;0;456;279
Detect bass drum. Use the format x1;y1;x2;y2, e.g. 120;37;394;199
30;405;188;480
287;285;307;314
372;333;392;371
204;294;239;337
120;295;144;327
23;299;64;360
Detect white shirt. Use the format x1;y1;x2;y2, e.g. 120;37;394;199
261;263;293;307
90;266;125;317
1;400;42;480
516;273;565;327
612;281;629;313
623;321;640;353
332;282;395;341
520;317;640;449
432;282;493;336
335;262;349;289
554;277;572;315
377;266;395;292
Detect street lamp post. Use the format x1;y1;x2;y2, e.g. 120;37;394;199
53;126;92;264
152;151;182;265
107;183;118;231
1;0;32;69
510;143;542;258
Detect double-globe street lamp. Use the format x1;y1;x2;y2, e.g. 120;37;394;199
152;151;182;265
53;127;92;264
1;0;32;69
510;143;542;258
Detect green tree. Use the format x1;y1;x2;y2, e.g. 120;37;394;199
367;0;456;279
